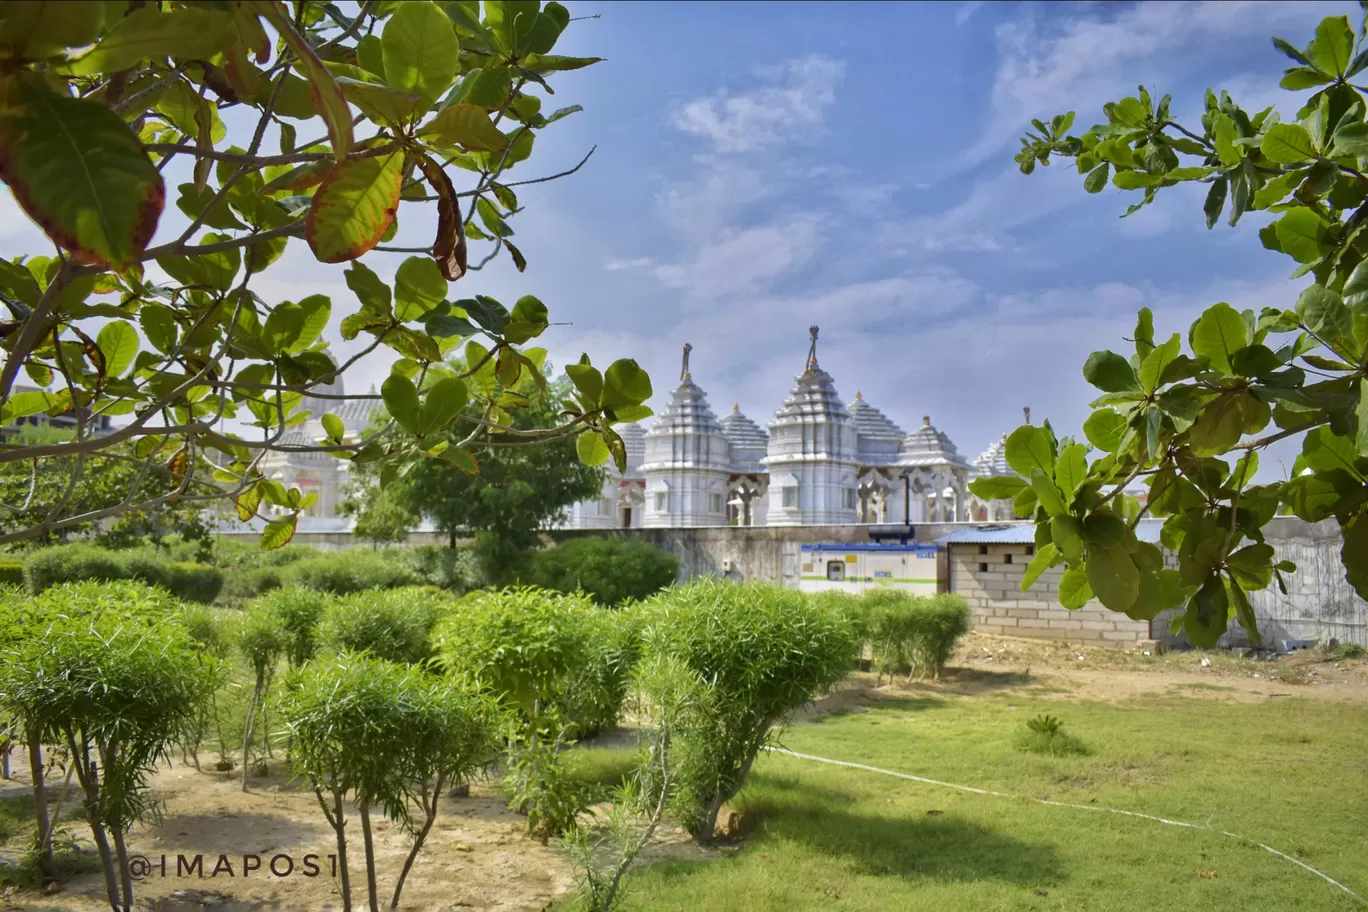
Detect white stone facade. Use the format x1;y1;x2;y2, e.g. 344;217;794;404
640;369;733;528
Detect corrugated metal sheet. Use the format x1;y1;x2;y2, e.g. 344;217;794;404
935;520;1165;544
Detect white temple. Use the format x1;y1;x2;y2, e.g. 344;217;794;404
560;327;1023;529
226;332;1028;534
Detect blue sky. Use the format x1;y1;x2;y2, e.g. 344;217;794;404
2;0;1359;477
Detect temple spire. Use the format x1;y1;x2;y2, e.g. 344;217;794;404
681;342;692;381
1023;406;1031;425
804;325;819;372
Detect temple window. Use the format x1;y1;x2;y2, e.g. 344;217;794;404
782;486;799;508
709;493;724;513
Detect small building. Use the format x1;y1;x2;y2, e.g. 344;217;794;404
562;422;646;529
936;522;1164;649
641;345;732;527
799;542;939;596
720;404;769;526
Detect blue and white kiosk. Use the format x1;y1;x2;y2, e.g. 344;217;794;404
799;526;940;596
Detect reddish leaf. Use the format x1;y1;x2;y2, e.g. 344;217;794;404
416;152;467;281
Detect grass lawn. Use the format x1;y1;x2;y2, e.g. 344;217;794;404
611;686;1368;911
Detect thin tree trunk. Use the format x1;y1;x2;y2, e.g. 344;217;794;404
360;797;379;912
37;763;74;861
330;789;353;912
241;676;263;791
390;775;444;909
27;727;54;876
112;827;134;911
68;736;119;912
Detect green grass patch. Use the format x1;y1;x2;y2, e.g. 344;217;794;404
613;690;1368;911
1169;682;1237;693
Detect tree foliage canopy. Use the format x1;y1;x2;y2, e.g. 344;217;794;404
972;9;1368;646
0;0;650;549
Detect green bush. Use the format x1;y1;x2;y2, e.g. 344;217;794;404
219;566;283;601
20;544;223;603
561;606;642;737
210;539;314;570
860;590;970;681
523;537;679;606
281;549;421;594
406;545;484;592
253;588;332;669
320;587;448;665
177;605;230;658
639;580;857;843
1330;641;1366;660
0;557;24;587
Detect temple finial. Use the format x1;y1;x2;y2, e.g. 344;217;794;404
681;343;692;381
805;325;819;372
922;415;931;427
855;391;863;400
733;403;740;412
1023;406;1031;425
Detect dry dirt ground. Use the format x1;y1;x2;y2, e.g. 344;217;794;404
6;634;1366;911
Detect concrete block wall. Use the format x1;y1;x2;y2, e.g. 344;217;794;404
948;543;1154;648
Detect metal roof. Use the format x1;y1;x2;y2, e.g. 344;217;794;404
934;520;1165;545
802;542;939;554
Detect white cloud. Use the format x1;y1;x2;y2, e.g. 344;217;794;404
603;257;655;271
955;2;985;26
964;1;1351;167
654;217;821;300
671;55;846;154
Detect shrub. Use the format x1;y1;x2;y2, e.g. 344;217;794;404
0;557;24;587
177;605;230;658
0;590;221;910
561;606;642;738
638;580;857;843
524;537;679;606
1016;714;1089;757
220;566;283;601
281;549;421;594
280;653;499;911
861;590;969;681
22;543;125;592
19;544;223;603
405;545;484;593
433;587;615;839
320;587;447;665
1330;641;1366;660
254;588;332;669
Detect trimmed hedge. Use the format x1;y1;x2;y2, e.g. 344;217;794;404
320;586;450;665
21;543;224;604
0;557;24;587
280;549;422;594
522;536;679;606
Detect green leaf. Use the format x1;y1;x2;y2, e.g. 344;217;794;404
417;376;468;435
1296;284;1354;344
440;445;479;474
1227;543;1275;591
1012;486;1038;520
322;413;345;442
1005;425;1055;478
254;2;352;162
1342;513;1368;601
394;256;448;321
1273;208;1330;263
601;360;653;411
1332;121;1368;158
565;360;603;405
576;429;610;467
1083;409;1127;452
1302;425;1366;479
357;33;386;80
967;475;1029;501
1083;162;1109;193
1030;469;1068;517
1189;302;1249;374
1086;546;1140;613
291;294;332;353
306;150;405;263
1311;15;1355;76
1260;123;1318;163
0;389;65;424
1021;542;1060;593
1082;350;1140;393
1137;333;1180;393
1059;565;1094;609
382;373;422;435
261;515;297;550
1281;66;1333;90
335;77;422;127
95;320;139;378
1190;391;1252;456
263;302;304;354
420;103;511;152
1054;443;1088;502
67;5;233;74
1184;576;1229;648
1051;515;1085;562
1083;512;1126;548
0;85;164;270
139;305;178;354
1204;178;1228;229
382;0;459;107
1357;379;1368;458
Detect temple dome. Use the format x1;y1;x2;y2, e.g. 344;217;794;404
616;422;646;476
972;434;1013;478
898;415;970;471
721;404;768;474
642;377;730;471
848;392;905;467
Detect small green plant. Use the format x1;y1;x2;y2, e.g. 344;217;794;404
20;543;224;602
254;588;332;670
859;591;970;682
1329;642;1366;660
281;550;422;595
280;653;499;912
233;604;289;790
1017;714;1089;757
